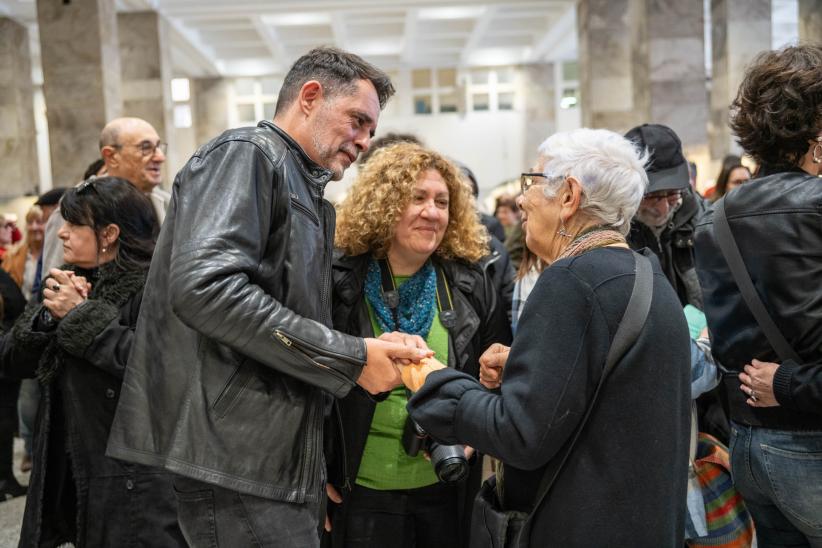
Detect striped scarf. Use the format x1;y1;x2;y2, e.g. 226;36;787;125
555;225;627;261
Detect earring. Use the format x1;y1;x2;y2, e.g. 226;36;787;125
102;246;107;253
813;137;822;178
557;220;572;238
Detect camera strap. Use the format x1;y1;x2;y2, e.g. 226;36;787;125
377;258;456;331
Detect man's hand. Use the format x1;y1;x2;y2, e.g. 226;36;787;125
378;332;429;365
479;343;510;389
739;359;780;407
358;338;433;394
324;483;342;532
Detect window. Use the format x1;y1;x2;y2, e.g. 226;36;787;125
559;61;580;110
467;67;517;112
230;77;282;127
414;95;433;114
171;78;192;128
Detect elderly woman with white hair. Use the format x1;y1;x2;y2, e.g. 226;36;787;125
402;128;691;547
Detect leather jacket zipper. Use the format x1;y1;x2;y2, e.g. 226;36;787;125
273;330;358;387
333;400;352;492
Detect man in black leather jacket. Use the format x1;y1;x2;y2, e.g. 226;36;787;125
107;48;428;547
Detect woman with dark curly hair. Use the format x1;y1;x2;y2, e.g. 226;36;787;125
694;44;822;546
325;142;511;547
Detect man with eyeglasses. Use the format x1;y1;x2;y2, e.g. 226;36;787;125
99;117;170;221
624;124;705;310
39;117;171;280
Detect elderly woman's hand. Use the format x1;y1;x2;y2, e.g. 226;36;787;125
42;269;88;319
400;356;447;393
739;359;780;407
479;343;510;389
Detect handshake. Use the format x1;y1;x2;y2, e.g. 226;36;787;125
358;332;444;394
357;333;510;395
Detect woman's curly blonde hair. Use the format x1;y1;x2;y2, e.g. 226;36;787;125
336;142;488;262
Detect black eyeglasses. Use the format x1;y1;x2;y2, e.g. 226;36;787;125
113;140;168;157
520;172;564;195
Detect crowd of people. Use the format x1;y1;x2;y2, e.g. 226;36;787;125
0;42;819;548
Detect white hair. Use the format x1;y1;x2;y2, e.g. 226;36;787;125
537;128;648;235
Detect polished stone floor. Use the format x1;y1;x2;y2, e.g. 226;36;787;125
0;438;28;548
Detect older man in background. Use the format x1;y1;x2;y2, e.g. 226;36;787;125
40;117;169;274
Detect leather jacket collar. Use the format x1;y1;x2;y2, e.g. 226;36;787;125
260;120;333;197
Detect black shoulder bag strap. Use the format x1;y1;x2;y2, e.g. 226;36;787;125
518;251;654;545
713;200;800;363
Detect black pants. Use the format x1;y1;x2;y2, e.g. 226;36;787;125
173;475;322;548
343;482;460;548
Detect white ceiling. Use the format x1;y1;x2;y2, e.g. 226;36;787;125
0;0;577;77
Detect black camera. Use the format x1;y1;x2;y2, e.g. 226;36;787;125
402;418;469;483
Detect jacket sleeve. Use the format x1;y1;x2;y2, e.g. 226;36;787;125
1;301;51;379
408;266;604;470
772;360;822;415
55;293;142;380
167;139;366;396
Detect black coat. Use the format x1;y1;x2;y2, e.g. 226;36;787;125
108;122;367;502
326;252;512;547
408;248;691;547
628;186;705;309
1;263;184;548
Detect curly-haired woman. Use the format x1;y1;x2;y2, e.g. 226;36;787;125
695;44;822;546
325;142;511;547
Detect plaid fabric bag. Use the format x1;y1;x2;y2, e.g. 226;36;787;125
686;433;755;548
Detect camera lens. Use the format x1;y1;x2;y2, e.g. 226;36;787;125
428;442;469;483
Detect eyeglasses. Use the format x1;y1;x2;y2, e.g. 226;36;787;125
113;140;168;157
77;177;98;195
521;172;565;195
642;190;682;204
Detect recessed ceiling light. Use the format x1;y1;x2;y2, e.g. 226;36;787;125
417;7;485;20
261;13;331;26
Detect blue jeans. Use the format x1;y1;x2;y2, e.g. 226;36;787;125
173;475;323;547
730;423;822;547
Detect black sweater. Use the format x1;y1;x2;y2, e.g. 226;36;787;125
408;248;691;547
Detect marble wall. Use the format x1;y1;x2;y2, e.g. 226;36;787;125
577;0;708;148
37;0;122;186
192;77;231;148
708;0;771;161
521;63;557;167
0;18;38;199
798;0;822;42
118;12;173;152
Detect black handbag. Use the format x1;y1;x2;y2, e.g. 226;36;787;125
470;252;654;548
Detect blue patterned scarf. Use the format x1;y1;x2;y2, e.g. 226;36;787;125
364;257;437;338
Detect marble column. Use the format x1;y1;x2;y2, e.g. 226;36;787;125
118;12;173;150
798;0;822;42
577;0;708;150
708;0;771;162
0;18;38;199
522;63;556;170
191;77;231;147
37;0;122;186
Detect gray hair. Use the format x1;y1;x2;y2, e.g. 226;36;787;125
537;128;648;235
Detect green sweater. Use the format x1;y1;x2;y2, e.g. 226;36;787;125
355;276;450;490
